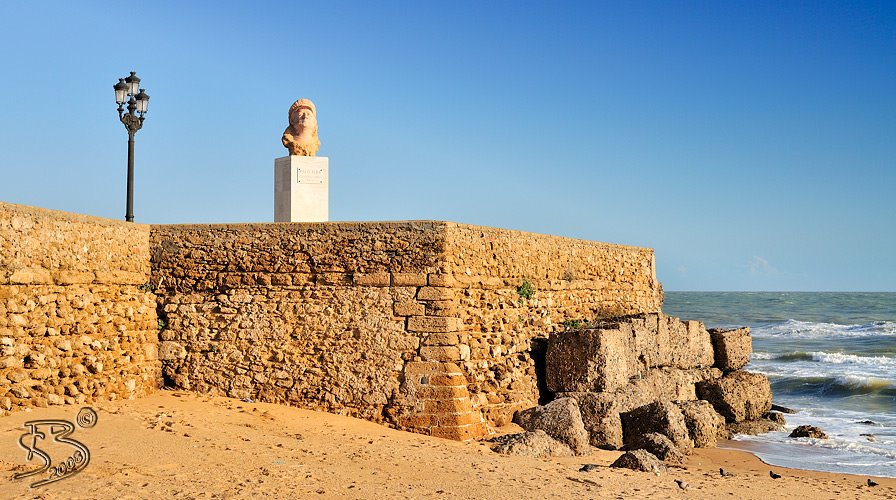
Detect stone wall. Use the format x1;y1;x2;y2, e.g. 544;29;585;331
151;221;663;439
443;224;663;426
0;202;160;414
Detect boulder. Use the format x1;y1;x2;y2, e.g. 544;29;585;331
610;449;666;474
696;371;771;422
677;400;728;447
789;425;828;439
621;401;692;451
557;392;623;449
764;411;786;426
513;397;591;455
490;430;574;458
630;432;685;464
546;328;630;393
727;418;784;435
708;327;752;372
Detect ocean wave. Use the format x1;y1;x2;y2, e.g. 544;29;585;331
769;374;896;397
752;319;896;339
751;351;896;367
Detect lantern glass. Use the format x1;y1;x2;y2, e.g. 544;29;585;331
135;90;150;113
114;80;128;104
125;72;140;95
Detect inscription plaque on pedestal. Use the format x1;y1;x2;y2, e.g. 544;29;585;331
274;156;329;222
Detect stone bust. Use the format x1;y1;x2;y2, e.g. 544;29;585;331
281;98;320;156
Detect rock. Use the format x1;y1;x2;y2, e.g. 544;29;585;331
610;449;666;474
630;432;685;464
621;401;692;451
708;327;752;372
727;419;784;435
696;371;772;423
513;397;591;455
558;392;623;449
764;411;786;426
677;400;728;447
771;404;797;414
490;430;574;458
789;425;828;439
158;341;187;361
546;328;630;393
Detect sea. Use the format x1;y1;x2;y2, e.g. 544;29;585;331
663;292;896;479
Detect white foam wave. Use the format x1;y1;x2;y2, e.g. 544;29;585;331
811;352;896;368
752;319;896;339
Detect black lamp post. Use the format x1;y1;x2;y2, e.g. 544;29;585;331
114;71;150;222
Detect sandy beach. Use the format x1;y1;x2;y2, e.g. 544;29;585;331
1;391;892;499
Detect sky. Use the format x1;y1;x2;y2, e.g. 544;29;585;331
1;1;894;291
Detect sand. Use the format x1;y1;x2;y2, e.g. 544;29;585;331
1;391;893;499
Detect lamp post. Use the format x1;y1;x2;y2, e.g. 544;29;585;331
114;71;150;222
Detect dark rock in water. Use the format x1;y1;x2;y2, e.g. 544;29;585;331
630;432;685;464
491;430;574;458
621;401;693;451
860;433;876;442
697;371;772;423
610;449;666;474
513;397;591;455
677;400;729;447
727;418;784;435
764;411;787;426
789;425;828;439
855;420;877;426
771;404;798;414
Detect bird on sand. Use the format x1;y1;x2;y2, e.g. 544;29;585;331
769;471;782;479
674;479;689;490
867;479;878;487
719;468;733;477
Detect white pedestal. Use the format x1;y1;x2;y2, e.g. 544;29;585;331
274;156;329;222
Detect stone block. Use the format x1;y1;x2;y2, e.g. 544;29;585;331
421;333;460;347
419;346;461;362
696;371;772;423
610;449;666;474
158;341;187;361
513;397;591;455
667;317;714;369
546;328;629;393
417;287;453;301
353;273;391;287
392;273;427;286
407;316;461;333
429;422;487;441
491;430;574;458
676;400;727;448
630;432;685;464
621;401;692;450
709;327;752;372
558;391;623;449
394;300;425;317
427;274;457;287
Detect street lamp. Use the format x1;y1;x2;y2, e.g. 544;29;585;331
114;71;150;222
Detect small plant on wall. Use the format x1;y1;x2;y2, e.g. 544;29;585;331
516;278;535;302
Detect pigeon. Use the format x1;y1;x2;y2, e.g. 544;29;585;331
867;479;878;487
719;468;733;477
770;471;782;479
675;479;689;490
579;464;599;472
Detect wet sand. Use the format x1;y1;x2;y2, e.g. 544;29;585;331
2;391;893;499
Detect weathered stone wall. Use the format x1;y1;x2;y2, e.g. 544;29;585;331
0;202;160;414
443;224;664;426
150;221;662;439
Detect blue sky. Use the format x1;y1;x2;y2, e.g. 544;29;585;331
1;1;893;291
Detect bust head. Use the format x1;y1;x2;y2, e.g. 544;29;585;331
282;98;320;156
